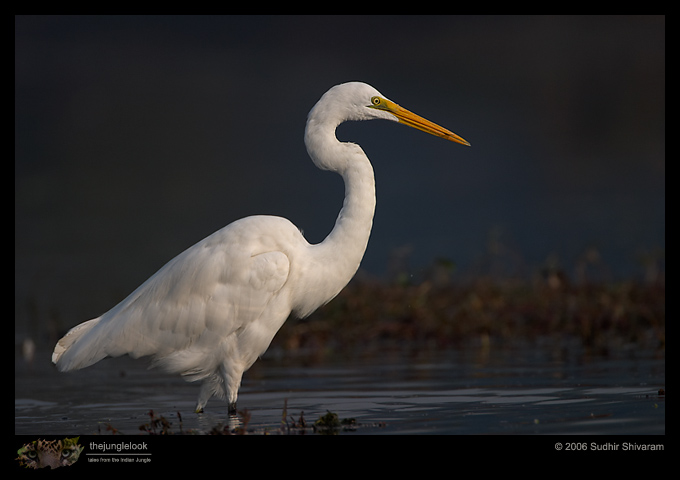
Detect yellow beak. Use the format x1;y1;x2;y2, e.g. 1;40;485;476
369;96;470;146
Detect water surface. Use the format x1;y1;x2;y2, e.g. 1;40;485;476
15;346;664;435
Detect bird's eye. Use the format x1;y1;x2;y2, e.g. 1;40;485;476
371;96;381;106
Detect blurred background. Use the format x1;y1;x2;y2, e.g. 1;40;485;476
15;16;664;346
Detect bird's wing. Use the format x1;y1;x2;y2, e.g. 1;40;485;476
57;222;291;373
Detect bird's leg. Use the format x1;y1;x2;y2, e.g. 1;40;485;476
195;381;214;414
220;363;243;416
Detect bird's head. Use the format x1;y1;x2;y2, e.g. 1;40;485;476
309;82;470;146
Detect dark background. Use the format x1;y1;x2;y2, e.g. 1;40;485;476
15;15;664;341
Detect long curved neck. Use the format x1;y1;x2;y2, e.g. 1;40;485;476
295;120;376;317
323;148;376;272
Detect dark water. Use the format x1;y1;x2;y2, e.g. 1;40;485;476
15;345;664;435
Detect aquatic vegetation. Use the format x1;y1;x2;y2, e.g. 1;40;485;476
273;269;664;359
98;404;375;435
138;410;178;435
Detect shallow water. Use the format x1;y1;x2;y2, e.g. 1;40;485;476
15;345;664;435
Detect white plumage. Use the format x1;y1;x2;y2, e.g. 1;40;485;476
52;82;469;414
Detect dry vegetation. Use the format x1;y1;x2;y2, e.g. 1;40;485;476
272;263;665;359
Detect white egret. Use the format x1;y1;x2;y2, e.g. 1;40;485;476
52;82;469;414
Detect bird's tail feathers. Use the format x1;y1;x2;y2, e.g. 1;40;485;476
52;318;102;370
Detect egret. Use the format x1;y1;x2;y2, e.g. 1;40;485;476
52;82;469;414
